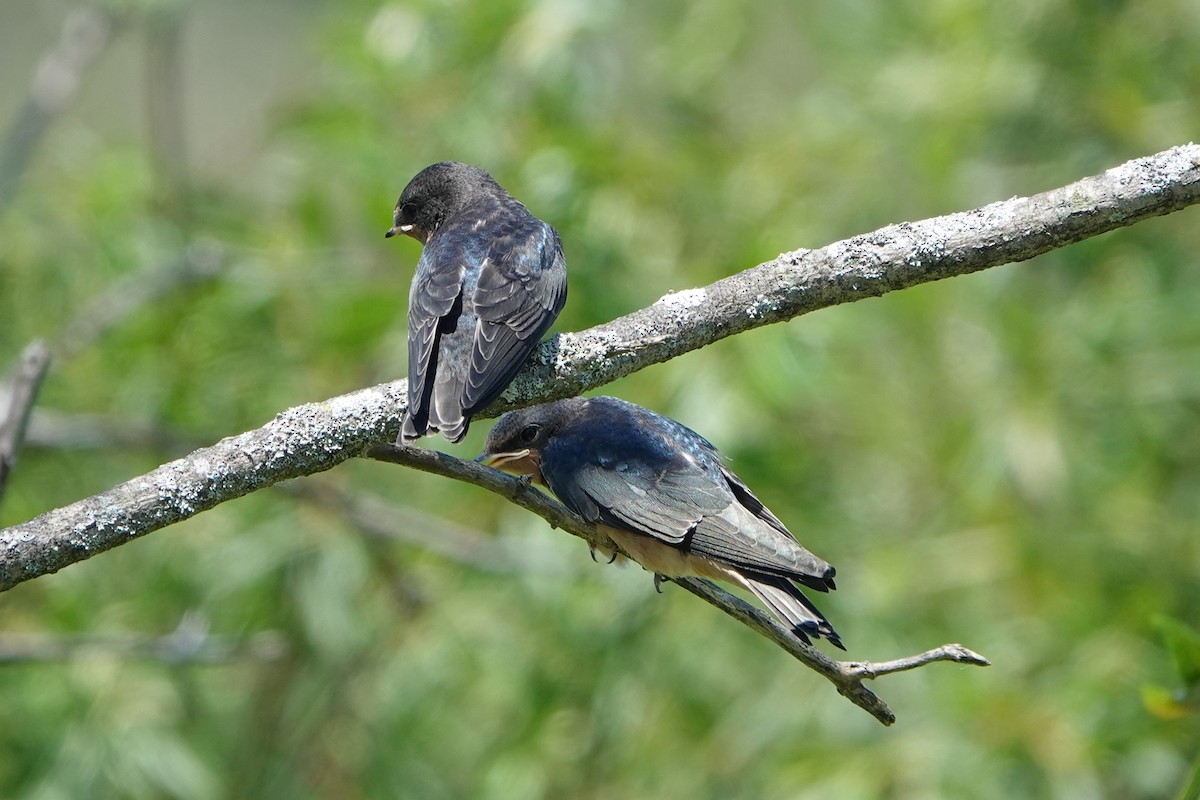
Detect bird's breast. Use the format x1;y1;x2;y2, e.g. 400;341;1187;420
603;527;729;582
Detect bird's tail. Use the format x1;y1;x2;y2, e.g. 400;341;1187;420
742;572;844;650
429;368;469;443
398;398;469;444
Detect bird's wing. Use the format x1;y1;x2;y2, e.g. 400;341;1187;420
406;244;467;423
717;464;796;539
545;441;731;545
688;499;836;591
463;219;567;414
685;462;835;588
546;435;836;587
554;453;834;589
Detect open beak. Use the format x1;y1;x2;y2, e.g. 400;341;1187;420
384;223;415;239
477;448;543;482
476;449;531;469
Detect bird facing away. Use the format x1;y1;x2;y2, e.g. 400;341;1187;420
386;162;567;443
478;396;843;648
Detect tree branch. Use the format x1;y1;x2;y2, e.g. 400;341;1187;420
0;145;1196;719
2;144;1197;587
365;443;990;726
0;340;52;507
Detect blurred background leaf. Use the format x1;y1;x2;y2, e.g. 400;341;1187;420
1;0;1199;798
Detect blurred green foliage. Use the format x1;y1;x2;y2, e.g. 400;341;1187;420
2;0;1199;797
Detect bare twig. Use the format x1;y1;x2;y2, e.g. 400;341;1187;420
0;8;118;214
366;444;989;726
0;340;52;506
841;644;990;680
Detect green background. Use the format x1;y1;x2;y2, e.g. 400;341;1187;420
1;0;1198;797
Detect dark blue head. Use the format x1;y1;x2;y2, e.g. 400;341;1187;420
476;396;589;481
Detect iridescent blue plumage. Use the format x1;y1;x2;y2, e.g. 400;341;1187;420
388;162;567;443
480;396;843;648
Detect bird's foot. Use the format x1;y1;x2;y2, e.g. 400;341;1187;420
588;540;620;564
653;574;671;593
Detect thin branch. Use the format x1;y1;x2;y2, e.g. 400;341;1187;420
366;444;611;546
0;146;1197;719
366;444;989;726
0;340;52;507
2;145;1198;590
840;644;990;680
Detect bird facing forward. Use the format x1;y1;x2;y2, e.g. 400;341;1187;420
387;162;567;443
478;396;843;648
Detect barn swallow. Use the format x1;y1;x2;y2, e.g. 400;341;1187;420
387;162;567;443
478;396;843;648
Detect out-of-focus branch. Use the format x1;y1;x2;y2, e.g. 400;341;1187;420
0;340;52;507
0;8;118;215
57;240;228;359
0;612;287;664
286;479;545;574
365;443;989;726
19;406;198;453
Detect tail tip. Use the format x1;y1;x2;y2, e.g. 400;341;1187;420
399;411;470;444
398;414;423;444
795;621;845;651
441;419;470;443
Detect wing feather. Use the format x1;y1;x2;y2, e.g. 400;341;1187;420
462;220;567;413
540;400;834;587
403;245;466;439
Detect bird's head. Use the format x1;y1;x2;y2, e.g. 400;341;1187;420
476;399;582;482
385;161;501;242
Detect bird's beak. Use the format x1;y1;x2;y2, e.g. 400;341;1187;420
384;223;415;239
476;449;531;469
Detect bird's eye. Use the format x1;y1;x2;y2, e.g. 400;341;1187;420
518;424;541;445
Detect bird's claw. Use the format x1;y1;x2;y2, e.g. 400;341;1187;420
588;540;619;564
653;574;671;593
